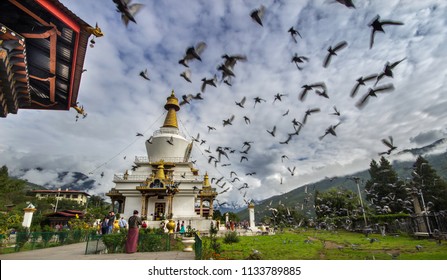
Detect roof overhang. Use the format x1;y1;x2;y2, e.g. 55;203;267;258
0;0;92;117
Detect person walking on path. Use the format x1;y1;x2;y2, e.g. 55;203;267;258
125;210;142;254
179;221;185;234
119;217;128;230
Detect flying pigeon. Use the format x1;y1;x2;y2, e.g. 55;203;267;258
113;0;144;26
250;5;265;26
139;68;150;80
368;15;404;49
288;26;302;43
179;41;207;67
323;41;348;68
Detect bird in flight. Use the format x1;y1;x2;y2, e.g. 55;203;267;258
217;63;235;81
375;58;406;86
350;74;378;97
302;108;321;124
291;54;309;70
179;94;193;106
201;75;217;92
222;54;247;69
253;97;266;108
273;93;287;103
330;106;341;116
288;26;302;43
356;83;395;109
279;134;293;145
250;5;265;26
136;132;143;137
287;166;296;176
379;136;397;155
180;69;192;83
266;125;276;137
223;115;235;126
179;41;207;67
299;82;326;101
319;122;342;140
335;0;356;9
167;136;174;145
323;41;348;68
243;116;251;124
139;68;150;80
207;126;216;133
113;0;144;26
235;96;246;108
368;15;404;49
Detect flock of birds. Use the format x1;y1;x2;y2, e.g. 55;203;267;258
81;0;412;211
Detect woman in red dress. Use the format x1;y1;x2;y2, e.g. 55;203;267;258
125;210;142;253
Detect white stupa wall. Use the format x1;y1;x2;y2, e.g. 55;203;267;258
145;131;191;162
122;195;141;219
172;192;197;218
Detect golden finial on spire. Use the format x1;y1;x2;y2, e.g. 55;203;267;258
162;90;180;128
203;172;211;187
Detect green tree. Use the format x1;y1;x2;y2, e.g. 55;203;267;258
411;156;447;212
0;165;26;207
364;157;407;214
314;188;358;219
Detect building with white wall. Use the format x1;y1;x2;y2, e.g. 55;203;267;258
107;91;217;231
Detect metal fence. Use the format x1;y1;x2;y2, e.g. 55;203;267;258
0;230;91;253
346;212;447;237
194;232;202;260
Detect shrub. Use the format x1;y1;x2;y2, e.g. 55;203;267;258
41;226;54;247
102;232;126;253
223;231;240;244
15;230;30;251
139;233;165;252
58;230;69;244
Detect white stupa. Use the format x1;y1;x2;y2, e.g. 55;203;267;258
107;90;217;231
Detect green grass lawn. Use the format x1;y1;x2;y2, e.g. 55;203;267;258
214;229;447;260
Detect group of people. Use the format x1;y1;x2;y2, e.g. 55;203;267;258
97;210;142;254
176;220;186;234
100;211;115;234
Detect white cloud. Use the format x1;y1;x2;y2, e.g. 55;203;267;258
1;0;447;205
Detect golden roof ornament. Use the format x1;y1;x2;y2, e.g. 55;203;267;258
154;162;166;180
203;172;211;187
162;90;180;128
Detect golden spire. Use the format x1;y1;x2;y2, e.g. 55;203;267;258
162;90;180;128
203;172;211;187
154;162;166;180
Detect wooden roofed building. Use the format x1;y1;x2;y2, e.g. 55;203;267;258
0;0;95;117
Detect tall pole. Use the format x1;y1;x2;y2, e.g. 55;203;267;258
350;177;367;227
54;188;61;212
356;180;368;227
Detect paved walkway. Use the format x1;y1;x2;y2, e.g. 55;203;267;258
0;242;195;260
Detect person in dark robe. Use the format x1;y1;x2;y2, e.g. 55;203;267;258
101;217;109;235
125;210;142;253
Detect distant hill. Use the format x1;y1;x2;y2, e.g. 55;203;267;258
15;169;96;192
235;139;447;222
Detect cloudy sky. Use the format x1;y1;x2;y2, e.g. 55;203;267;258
1;0;446;207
